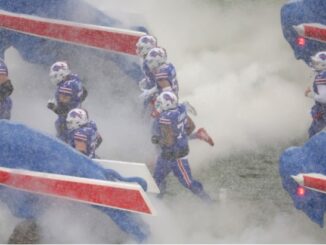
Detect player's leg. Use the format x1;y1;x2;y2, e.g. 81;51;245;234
172;158;213;203
153;156;172;197
8;219;41;244
189;127;214;146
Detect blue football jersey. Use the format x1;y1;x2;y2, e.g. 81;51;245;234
55;73;84;111
159;104;188;152
154;63;179;95
68;120;101;158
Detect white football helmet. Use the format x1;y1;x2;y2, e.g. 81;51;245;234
49;61;71;85
136;35;157;58
145;47;167;71
66;108;89;130
156;91;178;111
310;51;326;71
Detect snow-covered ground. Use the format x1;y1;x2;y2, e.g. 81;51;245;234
0;0;325;243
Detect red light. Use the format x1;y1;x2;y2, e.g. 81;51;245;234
296;186;305;196
296;37;306;47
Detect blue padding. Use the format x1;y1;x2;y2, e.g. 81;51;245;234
281;0;326;65
279;131;326;227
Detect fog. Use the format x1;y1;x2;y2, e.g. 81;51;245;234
0;0;325;243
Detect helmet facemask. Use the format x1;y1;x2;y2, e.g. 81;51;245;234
310;52;326;72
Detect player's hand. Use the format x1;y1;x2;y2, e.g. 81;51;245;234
151;109;160;118
151;135;161;144
139;86;158;100
47;98;56;111
304;87;311;97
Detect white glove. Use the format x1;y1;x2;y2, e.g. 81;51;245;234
138;78;148;91
47;98;57;110
139;86;158;100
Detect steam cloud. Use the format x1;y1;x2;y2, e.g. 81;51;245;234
0;0;324;243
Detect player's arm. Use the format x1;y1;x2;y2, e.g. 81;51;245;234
48;94;71;115
95;132;103;149
74;139;88;155
160;124;175;146
185;116;196;135
157;79;172;92
48;104;70;116
80;86;88;102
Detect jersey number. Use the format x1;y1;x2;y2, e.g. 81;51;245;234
177;121;185;139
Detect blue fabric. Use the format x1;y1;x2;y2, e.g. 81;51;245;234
279;131;326;227
281;0;326;65
68;120;100;158
159;104;188;153
155;63;179;96
0;0;147;81
0;120;149;242
153;156;212;202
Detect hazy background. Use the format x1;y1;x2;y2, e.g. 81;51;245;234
0;0;325;243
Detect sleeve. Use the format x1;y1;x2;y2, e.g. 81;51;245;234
76;81;84;101
159;115;172;125
74;131;88;143
80;86;88;102
68;79;83;105
155;68;169;82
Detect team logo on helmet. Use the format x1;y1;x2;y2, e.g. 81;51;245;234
319;53;326;60
70;110;83;119
52;64;65;71
142;37;152;44
50;61;69;72
149;49;164;58
163;93;175;104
